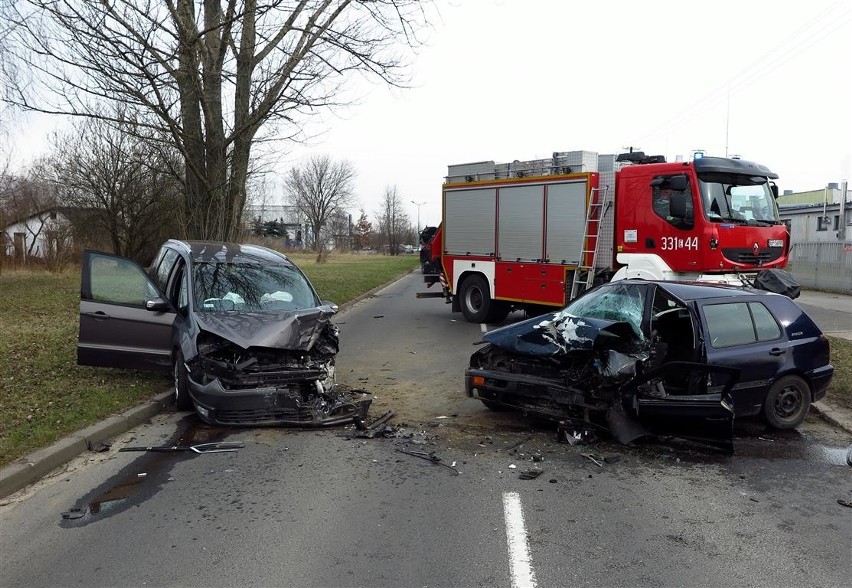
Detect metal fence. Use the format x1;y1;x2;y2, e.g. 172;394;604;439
787;241;852;294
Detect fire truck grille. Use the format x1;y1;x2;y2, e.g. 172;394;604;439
722;247;784;265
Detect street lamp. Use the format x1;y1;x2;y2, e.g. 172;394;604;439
411;200;426;234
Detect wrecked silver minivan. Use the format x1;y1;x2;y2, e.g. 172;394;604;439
467;278;832;451
78;240;369;426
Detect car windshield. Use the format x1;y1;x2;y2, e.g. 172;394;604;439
193;261;318;312
564;282;647;339
699;176;779;225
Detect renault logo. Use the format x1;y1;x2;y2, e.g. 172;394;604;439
753;242;760;254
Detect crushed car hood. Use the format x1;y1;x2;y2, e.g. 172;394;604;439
193;307;337;350
482;311;639;356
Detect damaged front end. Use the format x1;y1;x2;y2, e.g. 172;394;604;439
465;311;737;451
185;310;368;426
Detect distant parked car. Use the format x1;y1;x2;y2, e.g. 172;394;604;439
77;240;367;427
465;279;833;450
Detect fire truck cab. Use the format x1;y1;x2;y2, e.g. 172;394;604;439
612;153;787;283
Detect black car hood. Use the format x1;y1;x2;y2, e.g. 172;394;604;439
482;311;640;356
193;307;336;350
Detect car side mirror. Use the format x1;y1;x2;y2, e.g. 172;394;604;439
669;192;690;219
668;175;689;192
320;301;339;314
146;297;171;312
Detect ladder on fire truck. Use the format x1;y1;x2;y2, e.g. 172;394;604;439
569;186;610;300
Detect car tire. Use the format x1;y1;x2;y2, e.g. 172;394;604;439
173;350;193;411
460;274;500;323
763;375;810;429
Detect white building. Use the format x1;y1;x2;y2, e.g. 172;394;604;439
777;183;850;243
3;208;73;259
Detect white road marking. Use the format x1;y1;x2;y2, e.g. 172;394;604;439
502;492;537;588
481;322;488;333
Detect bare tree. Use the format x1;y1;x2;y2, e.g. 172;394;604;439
1;1;434;241
328;209;351;252
375;185;409;255
41;116;183;261
284;154;355;256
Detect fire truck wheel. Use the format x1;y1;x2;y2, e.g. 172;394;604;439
460;274;493;323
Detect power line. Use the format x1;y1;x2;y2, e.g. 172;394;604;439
634;1;850;146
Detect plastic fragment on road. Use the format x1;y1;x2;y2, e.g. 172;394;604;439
518;470;542;480
395;447;460;475
119;442;245;454
582;454;604;467
86;441;111;453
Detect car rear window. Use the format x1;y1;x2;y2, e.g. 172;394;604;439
704;301;781;348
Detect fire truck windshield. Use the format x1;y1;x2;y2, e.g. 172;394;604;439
698;177;779;226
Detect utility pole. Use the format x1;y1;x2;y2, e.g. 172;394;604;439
411;200;426;233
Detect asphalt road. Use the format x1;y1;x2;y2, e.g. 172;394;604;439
1;273;850;587
795;290;852;341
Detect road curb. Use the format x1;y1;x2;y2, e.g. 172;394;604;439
0;266;420;501
0;391;173;500
811;401;852;436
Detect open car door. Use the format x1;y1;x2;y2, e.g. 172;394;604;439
78;251;176;372
623;362;740;452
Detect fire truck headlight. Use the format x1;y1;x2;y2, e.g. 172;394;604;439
768;239;783;248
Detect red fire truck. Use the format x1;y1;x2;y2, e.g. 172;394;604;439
418;149;790;322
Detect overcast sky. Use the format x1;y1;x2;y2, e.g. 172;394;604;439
7;0;851;230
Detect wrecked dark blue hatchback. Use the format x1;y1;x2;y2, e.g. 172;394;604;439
465;279;833;451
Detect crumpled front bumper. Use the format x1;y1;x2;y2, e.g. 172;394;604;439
187;376;371;427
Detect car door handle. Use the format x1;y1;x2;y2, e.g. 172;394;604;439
83;311;111;320
769;348;786;356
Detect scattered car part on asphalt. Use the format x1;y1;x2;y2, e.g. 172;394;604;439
518;470;542;480
118;441;245;454
395;448;460;475
86;440;111;453
583;454;604;467
61;509;86;520
465;279;834;452
77;240;354;427
352;410;397;438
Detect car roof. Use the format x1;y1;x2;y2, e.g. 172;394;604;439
165;240;292;266
610;279;775;301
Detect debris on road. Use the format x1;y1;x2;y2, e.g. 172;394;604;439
118;442;245;454
838;499;852;508
353;410;395;433
583;453;604;468
505;437;533;452
518;470;543;480
395;448;460;475
86;441;111;453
